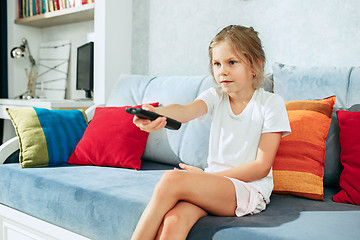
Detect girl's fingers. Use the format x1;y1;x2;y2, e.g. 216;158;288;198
179;163;187;170
142;104;156;112
133;115;151;125
147;117;166;130
179;163;193;171
179;163;204;173
133;115;166;132
133;105;167;132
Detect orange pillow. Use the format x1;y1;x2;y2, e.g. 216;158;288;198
273;96;336;200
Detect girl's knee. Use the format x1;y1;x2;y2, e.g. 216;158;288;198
161;209;187;236
161;169;183;183
165;209;182;226
154;170;183;198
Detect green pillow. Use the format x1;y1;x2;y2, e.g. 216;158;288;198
6;107;88;168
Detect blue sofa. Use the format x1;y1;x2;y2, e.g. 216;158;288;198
1;64;360;240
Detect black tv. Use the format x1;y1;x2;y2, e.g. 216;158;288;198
76;42;94;99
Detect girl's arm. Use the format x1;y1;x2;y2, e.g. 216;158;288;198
212;132;282;182
154;100;207;123
133;100;207;132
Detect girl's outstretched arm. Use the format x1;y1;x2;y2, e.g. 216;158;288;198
133;99;207;132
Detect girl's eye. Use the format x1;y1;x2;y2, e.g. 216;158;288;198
213;62;221;67
229;60;237;65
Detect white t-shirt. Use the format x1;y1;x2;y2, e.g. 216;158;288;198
196;87;291;203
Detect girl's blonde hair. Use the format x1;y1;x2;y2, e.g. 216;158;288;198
208;25;266;89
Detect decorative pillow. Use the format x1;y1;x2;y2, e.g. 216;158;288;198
323;108;342;187
6;107;88;168
68;103;158;170
332;110;360;205
273;96;336;200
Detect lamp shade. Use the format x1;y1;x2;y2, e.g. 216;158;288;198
10;46;26;59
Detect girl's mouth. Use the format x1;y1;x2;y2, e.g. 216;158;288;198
220;80;233;85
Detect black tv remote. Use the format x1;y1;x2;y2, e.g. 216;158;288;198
126;107;182;130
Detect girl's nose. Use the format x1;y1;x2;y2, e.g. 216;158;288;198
219;65;228;76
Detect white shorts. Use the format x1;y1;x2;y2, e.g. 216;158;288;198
226;177;267;217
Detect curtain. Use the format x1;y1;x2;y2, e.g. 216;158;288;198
0;0;8;144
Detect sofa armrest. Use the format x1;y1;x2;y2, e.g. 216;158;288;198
0;137;19;164
85;104;105;121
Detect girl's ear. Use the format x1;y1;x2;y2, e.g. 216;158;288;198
251;59;263;74
254;59;263;69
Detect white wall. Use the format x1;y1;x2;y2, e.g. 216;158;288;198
94;0;132;105
132;0;360;75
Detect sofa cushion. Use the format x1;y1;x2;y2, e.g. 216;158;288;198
0;163;169;240
6;107;88;168
1;163;359;240
333;109;360;205
188;187;360;240
105;75;217;168
273;96;335;200
68;103;158;169
323;108;342;187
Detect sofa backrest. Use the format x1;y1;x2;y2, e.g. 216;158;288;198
348;67;360;107
273;63;360;108
106;75;217;168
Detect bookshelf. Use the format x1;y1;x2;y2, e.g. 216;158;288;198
14;3;94;28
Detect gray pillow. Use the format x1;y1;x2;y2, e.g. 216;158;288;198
323;104;360;187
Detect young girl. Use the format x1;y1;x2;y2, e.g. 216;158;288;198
131;25;291;240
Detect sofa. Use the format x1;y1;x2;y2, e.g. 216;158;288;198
0;63;360;240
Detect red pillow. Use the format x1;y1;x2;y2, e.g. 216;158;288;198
332;110;360;205
68;103;158;170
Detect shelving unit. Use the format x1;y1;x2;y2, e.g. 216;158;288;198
14;3;95;28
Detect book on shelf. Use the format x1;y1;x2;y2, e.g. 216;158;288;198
18;0;95;19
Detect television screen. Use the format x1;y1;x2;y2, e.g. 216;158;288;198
76;42;94;98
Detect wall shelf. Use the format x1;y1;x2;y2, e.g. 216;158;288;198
14;3;94;28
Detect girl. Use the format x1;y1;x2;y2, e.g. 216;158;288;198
131;25;291;240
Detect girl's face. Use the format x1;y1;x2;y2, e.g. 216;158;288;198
211;41;254;96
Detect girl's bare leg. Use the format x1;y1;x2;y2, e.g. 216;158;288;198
131;170;236;240
155;201;207;240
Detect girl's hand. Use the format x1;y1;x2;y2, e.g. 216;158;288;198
178;163;204;173
133;104;167;133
